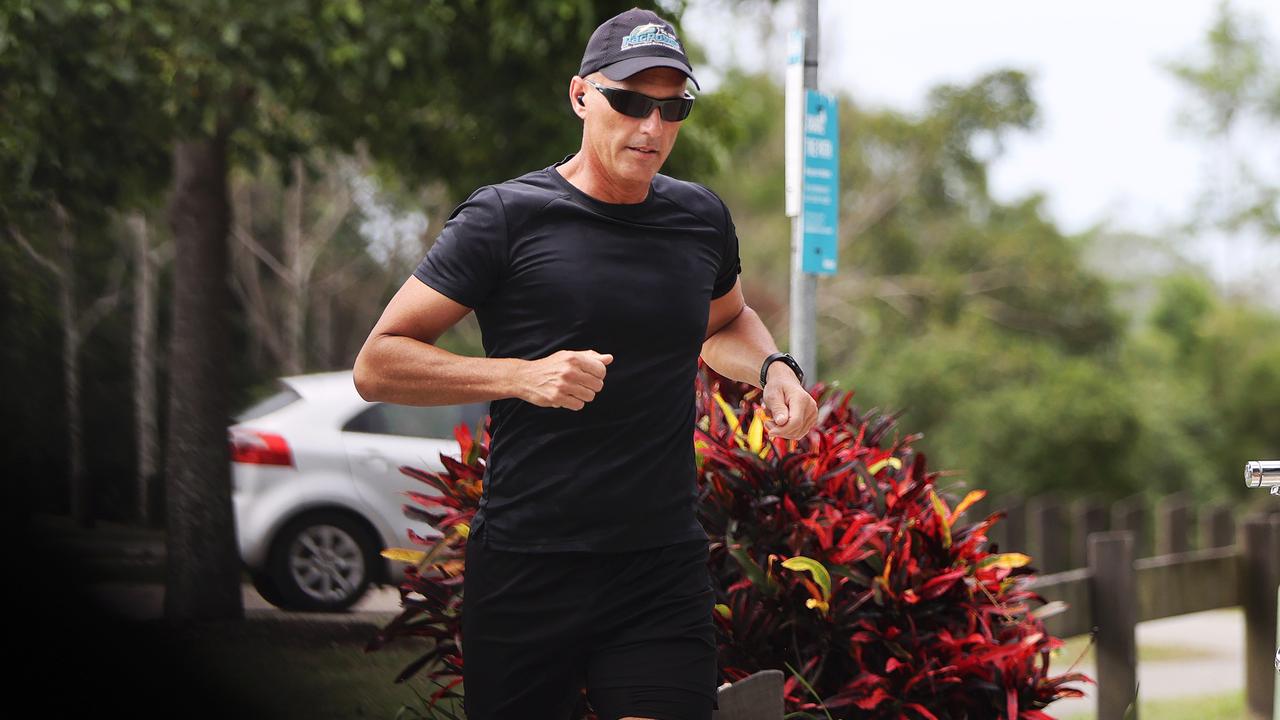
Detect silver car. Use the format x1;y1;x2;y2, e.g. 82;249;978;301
229;370;487;611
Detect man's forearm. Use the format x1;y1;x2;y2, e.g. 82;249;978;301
700;305;790;388
353;335;526;406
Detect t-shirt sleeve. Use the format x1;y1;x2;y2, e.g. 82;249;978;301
711;196;743;300
412;186;508;309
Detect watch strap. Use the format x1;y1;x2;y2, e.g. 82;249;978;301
760;352;804;388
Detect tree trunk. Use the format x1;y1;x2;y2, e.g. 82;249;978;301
283;156;305;375
313;292;332;370
163;135;243;621
128;212;159;527
57;207;89;528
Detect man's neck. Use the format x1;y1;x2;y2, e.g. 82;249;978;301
556;151;651;204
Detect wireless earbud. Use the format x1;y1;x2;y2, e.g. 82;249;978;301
577;95;585;106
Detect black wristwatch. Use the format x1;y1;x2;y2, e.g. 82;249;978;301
760;352;804;388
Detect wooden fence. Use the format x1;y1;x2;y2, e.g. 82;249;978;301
986;491;1262;575
1028;513;1280;720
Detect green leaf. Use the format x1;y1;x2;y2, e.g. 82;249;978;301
725;526;779;596
221;23;240;47
342;0;364;25
780;555;832;602
782;661;834;720
727;543;779;596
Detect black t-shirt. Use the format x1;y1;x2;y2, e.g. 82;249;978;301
412;153;742;552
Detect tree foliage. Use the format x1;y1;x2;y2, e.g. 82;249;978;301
1166;0;1280;238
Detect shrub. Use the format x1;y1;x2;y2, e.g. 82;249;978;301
367;360;1089;719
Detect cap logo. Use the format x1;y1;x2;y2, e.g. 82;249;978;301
620;23;682;53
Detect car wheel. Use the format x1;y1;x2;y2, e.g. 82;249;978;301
267;511;379;612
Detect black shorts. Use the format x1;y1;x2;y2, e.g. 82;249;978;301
461;524;720;720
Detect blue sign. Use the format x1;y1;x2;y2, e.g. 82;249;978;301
802;90;838;275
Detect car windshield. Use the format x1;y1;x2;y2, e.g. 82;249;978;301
343;402;489;439
234;385;301;422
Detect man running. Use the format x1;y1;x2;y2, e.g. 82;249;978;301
354;8;818;719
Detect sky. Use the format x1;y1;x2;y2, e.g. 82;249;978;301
681;0;1280;295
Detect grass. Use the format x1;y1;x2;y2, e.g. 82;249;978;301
28;513;469;717
1057;690;1246;720
109;614;458;719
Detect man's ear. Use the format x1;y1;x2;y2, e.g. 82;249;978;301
569;75;588;118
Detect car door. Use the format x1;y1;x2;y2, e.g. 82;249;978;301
341;401;489;551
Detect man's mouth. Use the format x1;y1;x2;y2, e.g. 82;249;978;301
627;146;658;156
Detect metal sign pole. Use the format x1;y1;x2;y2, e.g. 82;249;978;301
788;0;820;386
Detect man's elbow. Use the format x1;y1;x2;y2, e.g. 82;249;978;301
704;303;750;343
352;341;383;402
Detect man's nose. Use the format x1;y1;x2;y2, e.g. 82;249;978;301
639;106;664;133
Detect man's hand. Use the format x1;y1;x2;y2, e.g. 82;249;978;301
762;363;819;439
518;349;613;410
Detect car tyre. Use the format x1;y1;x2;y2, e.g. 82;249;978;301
266;510;379;613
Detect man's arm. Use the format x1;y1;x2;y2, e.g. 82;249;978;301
700;277;789;387
353;276;526;406
354;276;613;410
700;277;818;438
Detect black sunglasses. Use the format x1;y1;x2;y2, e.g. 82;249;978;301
584;78;695;122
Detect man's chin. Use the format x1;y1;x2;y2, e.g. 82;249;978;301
620;152;665;177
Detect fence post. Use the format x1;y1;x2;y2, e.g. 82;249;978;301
1089;531;1138;720
1156;493;1193;555
1029;495;1068;573
1113;494;1148;558
1072;498;1109;569
1242;514;1280;720
1201;504;1235;549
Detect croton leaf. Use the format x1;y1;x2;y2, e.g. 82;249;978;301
929;489;953;549
781;555;832;604
979;553;1033;570
381;547;427;564
866;456;903;475
747;407;768;456
949;489;987;524
727;543;780;596
712;391;743;436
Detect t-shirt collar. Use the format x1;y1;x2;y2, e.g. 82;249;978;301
547;153;658;219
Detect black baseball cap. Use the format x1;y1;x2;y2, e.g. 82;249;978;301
578;7;701;90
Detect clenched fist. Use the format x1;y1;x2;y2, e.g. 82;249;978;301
518;349;613;410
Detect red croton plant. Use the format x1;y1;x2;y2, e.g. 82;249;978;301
365;360;1089;719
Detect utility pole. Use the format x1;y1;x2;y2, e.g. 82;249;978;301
789;0;820;385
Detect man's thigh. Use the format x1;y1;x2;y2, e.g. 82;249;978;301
461;533;592;720
584;538;720;720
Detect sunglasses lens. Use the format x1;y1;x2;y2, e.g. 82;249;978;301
609;89;656;119
660;98;694;121
597;84;693;121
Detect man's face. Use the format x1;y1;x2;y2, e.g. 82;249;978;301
576;67;689;186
